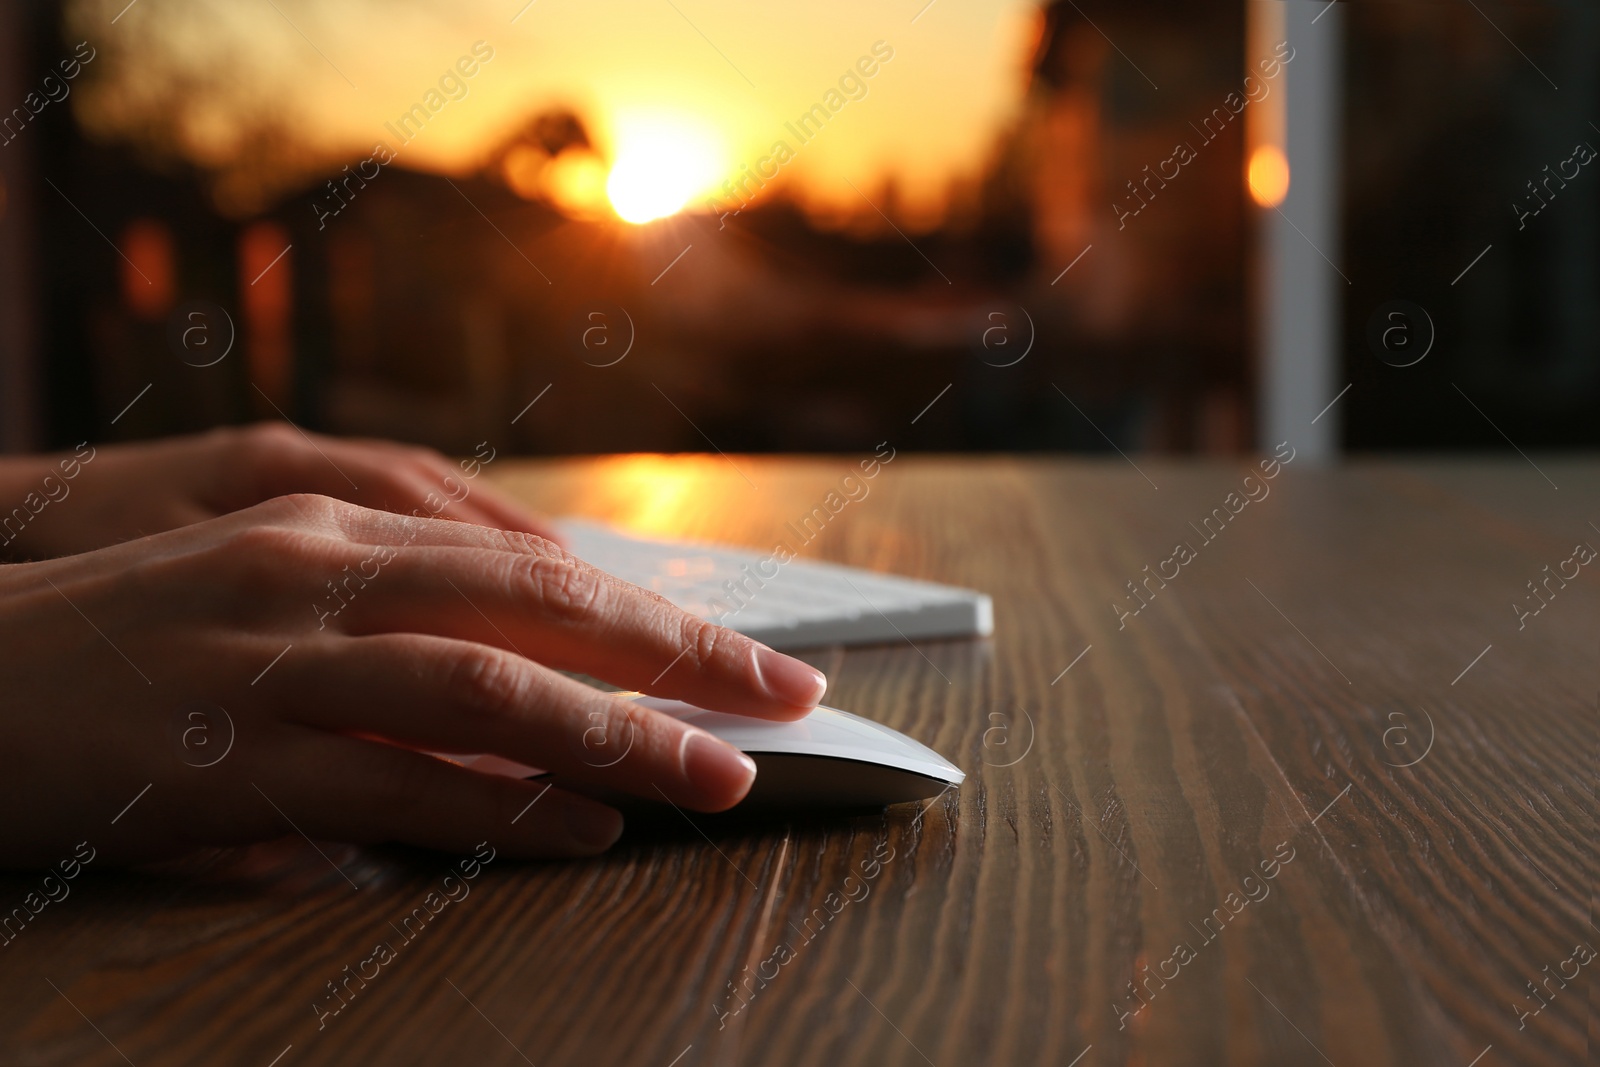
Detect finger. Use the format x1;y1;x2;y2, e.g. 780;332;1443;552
238;431;533;537
353;462;505;528
418;485;567;549
401;451;565;543
462;485;567;547
275;634;761;811
228;429;382;507
257;727;625;858
238;436;456;524
275;501;826;718
330;540;826;718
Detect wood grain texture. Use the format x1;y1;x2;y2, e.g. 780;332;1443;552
0;455;1593;1067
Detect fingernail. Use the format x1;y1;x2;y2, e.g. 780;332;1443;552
682;732;757;805
753;646;827;707
560;797;624;851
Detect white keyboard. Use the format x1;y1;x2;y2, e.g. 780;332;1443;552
559;520;993;650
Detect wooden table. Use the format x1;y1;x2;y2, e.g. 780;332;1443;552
1;455;1593;1067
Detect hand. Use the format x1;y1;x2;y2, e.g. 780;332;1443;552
0;422;561;560
0;495;828;868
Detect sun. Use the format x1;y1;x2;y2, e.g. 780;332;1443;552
606;115;725;224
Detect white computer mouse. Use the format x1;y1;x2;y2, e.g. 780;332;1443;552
451;695;965;809
632;695;965;807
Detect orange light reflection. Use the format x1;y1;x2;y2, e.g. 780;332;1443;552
573;455;744;538
1247;145;1290;208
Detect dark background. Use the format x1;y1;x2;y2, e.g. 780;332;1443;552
0;0;1594;457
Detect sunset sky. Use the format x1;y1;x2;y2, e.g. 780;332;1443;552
67;0;1042;223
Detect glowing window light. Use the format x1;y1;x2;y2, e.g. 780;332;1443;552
1247;145;1290;208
